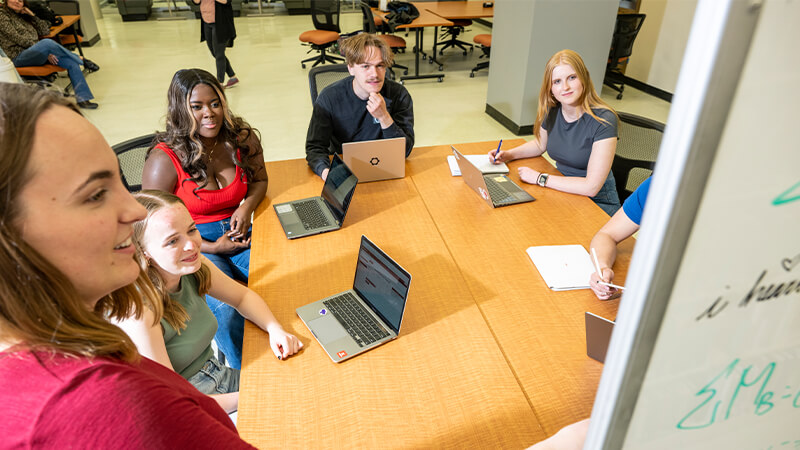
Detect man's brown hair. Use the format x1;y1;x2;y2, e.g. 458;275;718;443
340;33;394;67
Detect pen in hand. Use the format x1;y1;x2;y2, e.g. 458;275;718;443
493;139;503;163
591;247;625;291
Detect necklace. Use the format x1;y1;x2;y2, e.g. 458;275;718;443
205;136;219;162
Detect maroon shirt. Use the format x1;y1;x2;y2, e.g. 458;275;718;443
0;349;255;449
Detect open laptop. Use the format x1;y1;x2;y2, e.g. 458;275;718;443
273;155;358;239
585;312;615;363
451;146;535;208
297;235;412;363
342;137;406;183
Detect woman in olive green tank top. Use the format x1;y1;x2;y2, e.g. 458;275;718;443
115;191;303;414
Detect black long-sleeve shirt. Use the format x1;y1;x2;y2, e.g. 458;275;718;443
305;76;415;176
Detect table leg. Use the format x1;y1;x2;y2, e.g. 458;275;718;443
400;27;444;83
71;27;84;57
428;26;443;71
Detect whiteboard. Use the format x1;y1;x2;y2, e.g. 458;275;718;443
586;0;800;448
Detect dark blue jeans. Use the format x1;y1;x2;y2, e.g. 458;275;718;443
591;171;622;216
13;39;94;102
196;218;250;370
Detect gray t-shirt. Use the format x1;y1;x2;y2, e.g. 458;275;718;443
543;106;618;177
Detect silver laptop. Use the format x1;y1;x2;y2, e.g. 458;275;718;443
451;146;535;208
342;137;406;183
273;155;358;239
585;312;615;363
297;236;412;363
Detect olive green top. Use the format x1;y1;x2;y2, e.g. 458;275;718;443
162;274;217;379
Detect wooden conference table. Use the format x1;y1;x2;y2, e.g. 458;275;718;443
238;140;632;448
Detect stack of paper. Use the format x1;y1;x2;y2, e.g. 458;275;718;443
447;154;509;176
526;245;595;291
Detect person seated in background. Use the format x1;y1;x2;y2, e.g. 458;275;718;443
0;83;254;448
305;32;414;181
0;0;100;109
589;176;652;300
115;190;302;414
489;49;621;216
143;68;268;371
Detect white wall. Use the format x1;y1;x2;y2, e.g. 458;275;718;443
626;0;698;93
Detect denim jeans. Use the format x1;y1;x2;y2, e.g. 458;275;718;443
13;39;94;102
196;218;250;370
591;171;622;216
186;355;240;395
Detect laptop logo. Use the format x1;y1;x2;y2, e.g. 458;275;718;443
478;187;489;200
370;157;380;166
319;308;327;316
337;350;348;358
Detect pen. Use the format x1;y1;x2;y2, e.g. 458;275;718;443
590;247;603;276
591;247;624;290
493;139;503;163
597;280;626;290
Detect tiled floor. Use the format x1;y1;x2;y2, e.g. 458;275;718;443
71;5;670;162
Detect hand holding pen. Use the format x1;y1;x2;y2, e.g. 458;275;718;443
590;247;624;300
489;139;504;164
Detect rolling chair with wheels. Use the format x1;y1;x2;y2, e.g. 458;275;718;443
112;133;156;192
299;0;345;69
604;13;645;100
433;19;472;56
469;34;490;77
359;2;408;78
611;111;663;202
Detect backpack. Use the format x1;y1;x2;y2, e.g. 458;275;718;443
27;1;63;26
384;1;420;32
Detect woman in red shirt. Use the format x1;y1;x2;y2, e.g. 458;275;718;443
0;83;254;448
143;68;268;370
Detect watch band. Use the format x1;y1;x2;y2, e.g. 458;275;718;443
537;173;549;187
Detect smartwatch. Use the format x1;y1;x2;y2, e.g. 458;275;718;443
537;173;549;187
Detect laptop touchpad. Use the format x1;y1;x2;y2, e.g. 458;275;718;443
310;315;349;344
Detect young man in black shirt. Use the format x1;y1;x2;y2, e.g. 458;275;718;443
305;33;415;180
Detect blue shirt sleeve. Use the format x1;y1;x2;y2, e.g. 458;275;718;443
622;177;652;226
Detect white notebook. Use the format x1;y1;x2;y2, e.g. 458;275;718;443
526;245;595;291
447;154;509;176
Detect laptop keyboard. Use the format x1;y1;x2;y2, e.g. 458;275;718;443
294;200;332;230
323;292;389;348
484;176;517;205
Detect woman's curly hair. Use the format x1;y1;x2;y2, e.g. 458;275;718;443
152;68;265;194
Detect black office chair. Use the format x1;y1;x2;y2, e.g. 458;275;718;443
434;20;473;56
611;111;663;202
308;63;351;104
604;13;645;100
299;0;345;69
112;133;156;192
359;2;408;77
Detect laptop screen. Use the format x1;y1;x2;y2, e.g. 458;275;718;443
353;236;411;334
321;155;358;224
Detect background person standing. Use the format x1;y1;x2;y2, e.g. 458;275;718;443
194;0;238;88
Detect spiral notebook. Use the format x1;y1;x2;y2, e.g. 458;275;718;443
526;244;595;291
